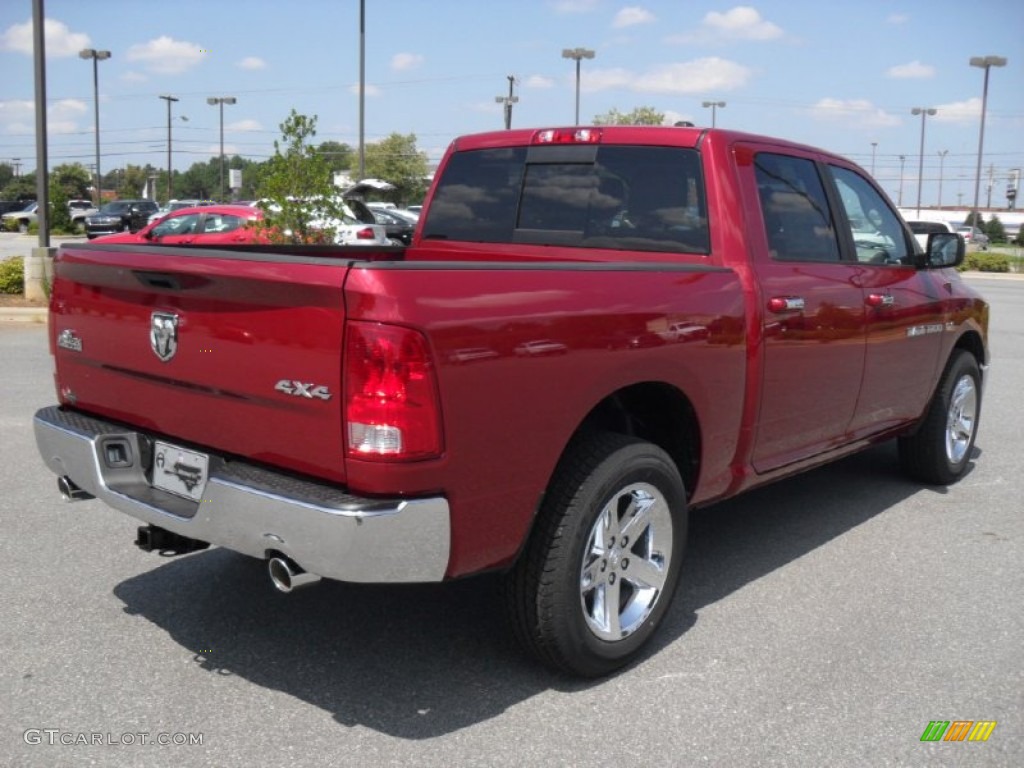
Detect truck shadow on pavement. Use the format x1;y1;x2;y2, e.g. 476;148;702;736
113;441;963;739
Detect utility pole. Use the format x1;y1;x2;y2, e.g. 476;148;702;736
159;94;179;202
495;75;519;130
986;163;995;208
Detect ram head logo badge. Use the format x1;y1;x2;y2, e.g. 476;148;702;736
150;312;179;362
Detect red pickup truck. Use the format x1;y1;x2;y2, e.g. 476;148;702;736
34;126;988;676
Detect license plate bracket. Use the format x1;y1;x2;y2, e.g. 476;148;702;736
152;441;209;502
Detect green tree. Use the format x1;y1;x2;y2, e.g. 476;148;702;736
51;163;92;200
47;177;74;233
984;214;1005;243
363;133;429;205
965;210;985;228
177;158;219;200
254;109;344;243
1;172;37;202
317;141;354;174
0;163;14;191
593;106;666;125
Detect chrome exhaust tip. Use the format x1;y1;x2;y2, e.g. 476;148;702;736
268;556;321;593
58;476;94;502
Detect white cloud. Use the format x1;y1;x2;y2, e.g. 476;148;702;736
0;17;90;56
391;52;424;71
582;58;752;94
471;101;505;115
525;75;556;89
932;97;981;123
237;56;266;70
126;36;204;74
613;7;655;28
811;98;901;128
120;71;148;83
553;0;600;13
0;99;35;134
886;60;935;79
226;119;261;132
204;143;240;157
887;13;909;24
349;83;381;97
702;6;783;39
0;98;86;135
662;109;695;126
52;98;87;115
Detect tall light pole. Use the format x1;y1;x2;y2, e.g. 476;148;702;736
358;0;366;179
207;96;236;200
870;142;878;176
562;47;595;125
898;155;906;206
79;48;111;206
495;75;518;130
969;55;1007;220
159;95;179;202
911;107;936;217
937;150;949;208
702;100;726;127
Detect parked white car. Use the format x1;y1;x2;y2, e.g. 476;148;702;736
905;220;958;251
252;197;389;245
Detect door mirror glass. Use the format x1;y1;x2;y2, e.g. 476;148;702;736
926;232;964;268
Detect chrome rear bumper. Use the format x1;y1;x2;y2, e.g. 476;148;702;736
33;406;451;583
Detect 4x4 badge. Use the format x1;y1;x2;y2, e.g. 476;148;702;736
150;312;179;362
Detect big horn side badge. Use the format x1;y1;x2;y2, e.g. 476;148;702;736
150;312;180;362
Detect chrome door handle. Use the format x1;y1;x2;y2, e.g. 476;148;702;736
867;293;895;308
768;296;806;313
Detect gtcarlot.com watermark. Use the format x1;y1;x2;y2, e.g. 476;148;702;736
24;729;203;747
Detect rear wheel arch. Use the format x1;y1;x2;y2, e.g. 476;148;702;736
570;382;702;502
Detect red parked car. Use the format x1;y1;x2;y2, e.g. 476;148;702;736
93;204;263;245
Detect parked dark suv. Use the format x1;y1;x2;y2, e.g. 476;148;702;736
85;200;160;238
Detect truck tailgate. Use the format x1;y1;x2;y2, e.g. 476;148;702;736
49;244;352;483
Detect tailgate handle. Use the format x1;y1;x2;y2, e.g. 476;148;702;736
132;271;210;291
134;272;182;290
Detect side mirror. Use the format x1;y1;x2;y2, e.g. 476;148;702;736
924;232;964;269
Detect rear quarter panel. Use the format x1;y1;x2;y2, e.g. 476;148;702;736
343;260;747;576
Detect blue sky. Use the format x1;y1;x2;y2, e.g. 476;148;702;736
1;0;1021;207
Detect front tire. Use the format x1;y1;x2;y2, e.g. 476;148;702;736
506;433;687;677
899;350;981;485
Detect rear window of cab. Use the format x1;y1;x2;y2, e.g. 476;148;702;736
422;145;709;254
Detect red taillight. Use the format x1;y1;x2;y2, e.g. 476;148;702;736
344;321;442;460
533;128;602;144
355;227;377;240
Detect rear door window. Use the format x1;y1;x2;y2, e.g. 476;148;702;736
754;153;841;263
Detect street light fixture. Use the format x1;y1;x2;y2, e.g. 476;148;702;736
702;100;726;127
911;107;936;217
79;48;111;206
207;96;237;200
937;150;949;208
158;95;179;202
969;55;1007;221
562;47;595;125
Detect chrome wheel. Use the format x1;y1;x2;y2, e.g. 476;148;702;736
579;482;673;641
945;374;977;465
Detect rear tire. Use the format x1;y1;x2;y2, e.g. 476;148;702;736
899;350;981;485
506;432;687;677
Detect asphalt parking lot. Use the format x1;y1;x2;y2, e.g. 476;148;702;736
1;276;1020;767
